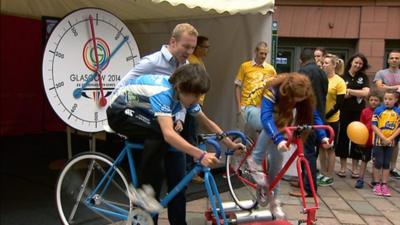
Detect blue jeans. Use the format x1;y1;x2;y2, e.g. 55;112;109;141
242;106;263;131
243;106;284;195
251;130;284;195
373;146;393;170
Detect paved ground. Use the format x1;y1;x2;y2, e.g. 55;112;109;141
1;133;399;225
158;157;400;225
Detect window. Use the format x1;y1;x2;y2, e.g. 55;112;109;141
276;48;294;73
276;38;356;72
384;40;400;68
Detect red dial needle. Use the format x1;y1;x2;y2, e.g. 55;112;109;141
89;15;107;107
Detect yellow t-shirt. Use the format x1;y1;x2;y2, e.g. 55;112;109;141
188;54;204;65
234;60;277;107
188;54;206;105
325;74;346;123
372;106;400;146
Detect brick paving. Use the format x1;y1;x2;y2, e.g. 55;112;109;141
158;155;400;225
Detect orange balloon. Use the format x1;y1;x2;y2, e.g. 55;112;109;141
347;121;369;145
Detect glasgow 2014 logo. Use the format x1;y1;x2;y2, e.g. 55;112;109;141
82;37;111;71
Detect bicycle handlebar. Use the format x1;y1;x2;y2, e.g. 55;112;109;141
225;130;247;145
283;125;335;145
199;130;247;159
203;138;222;158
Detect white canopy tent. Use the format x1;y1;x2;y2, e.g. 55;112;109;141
1;0;275;130
1;0;274;21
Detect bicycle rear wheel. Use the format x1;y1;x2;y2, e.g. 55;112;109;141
226;137;258;210
56;152;132;225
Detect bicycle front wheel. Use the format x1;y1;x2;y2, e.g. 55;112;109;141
226;137;258;210
56;152;132;225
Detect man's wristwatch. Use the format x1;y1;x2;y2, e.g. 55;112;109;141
216;132;227;141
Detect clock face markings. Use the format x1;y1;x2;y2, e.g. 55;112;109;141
94;112;98;128
43;8;140;132
115;27;123;40
68;20;79;37
126;54;138;62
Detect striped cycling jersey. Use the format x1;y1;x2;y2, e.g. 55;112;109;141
111;75;201;118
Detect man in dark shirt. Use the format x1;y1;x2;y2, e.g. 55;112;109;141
290;49;328;197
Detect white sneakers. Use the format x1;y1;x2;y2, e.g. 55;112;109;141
128;184;163;214
247;157;286;219
270;199;285;219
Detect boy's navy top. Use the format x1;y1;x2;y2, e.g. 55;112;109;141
261;86;327;145
110;75;201;118
372;105;400;147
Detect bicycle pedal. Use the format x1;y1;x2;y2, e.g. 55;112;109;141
128;208;154;225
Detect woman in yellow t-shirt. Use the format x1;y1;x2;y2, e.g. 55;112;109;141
318;54;346;186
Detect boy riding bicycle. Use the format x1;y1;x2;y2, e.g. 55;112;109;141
106;64;244;223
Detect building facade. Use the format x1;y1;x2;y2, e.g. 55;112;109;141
273;0;400;78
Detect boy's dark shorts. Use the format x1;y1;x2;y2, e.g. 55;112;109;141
106;96;162;139
357;145;372;162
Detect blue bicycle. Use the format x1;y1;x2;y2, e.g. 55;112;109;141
55;130;246;225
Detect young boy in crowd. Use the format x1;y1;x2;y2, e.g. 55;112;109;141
371;90;400;196
355;91;381;189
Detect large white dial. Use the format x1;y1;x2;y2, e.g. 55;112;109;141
43;8;140;132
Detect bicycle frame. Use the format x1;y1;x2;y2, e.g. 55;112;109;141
269;125;334;225
226;125;333;225
81;131;246;225
226;137;263;190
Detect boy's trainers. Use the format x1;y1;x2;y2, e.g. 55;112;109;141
247;157;267;186
317;174;325;181
390;169;400;179
355;179;364;189
317;174;325;185
373;184;382;196
128;184;163;213
381;184;391;197
319;176;333;186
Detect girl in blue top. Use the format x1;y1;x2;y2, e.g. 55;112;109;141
247;72;331;219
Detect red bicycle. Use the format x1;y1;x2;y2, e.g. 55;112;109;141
225;125;334;225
